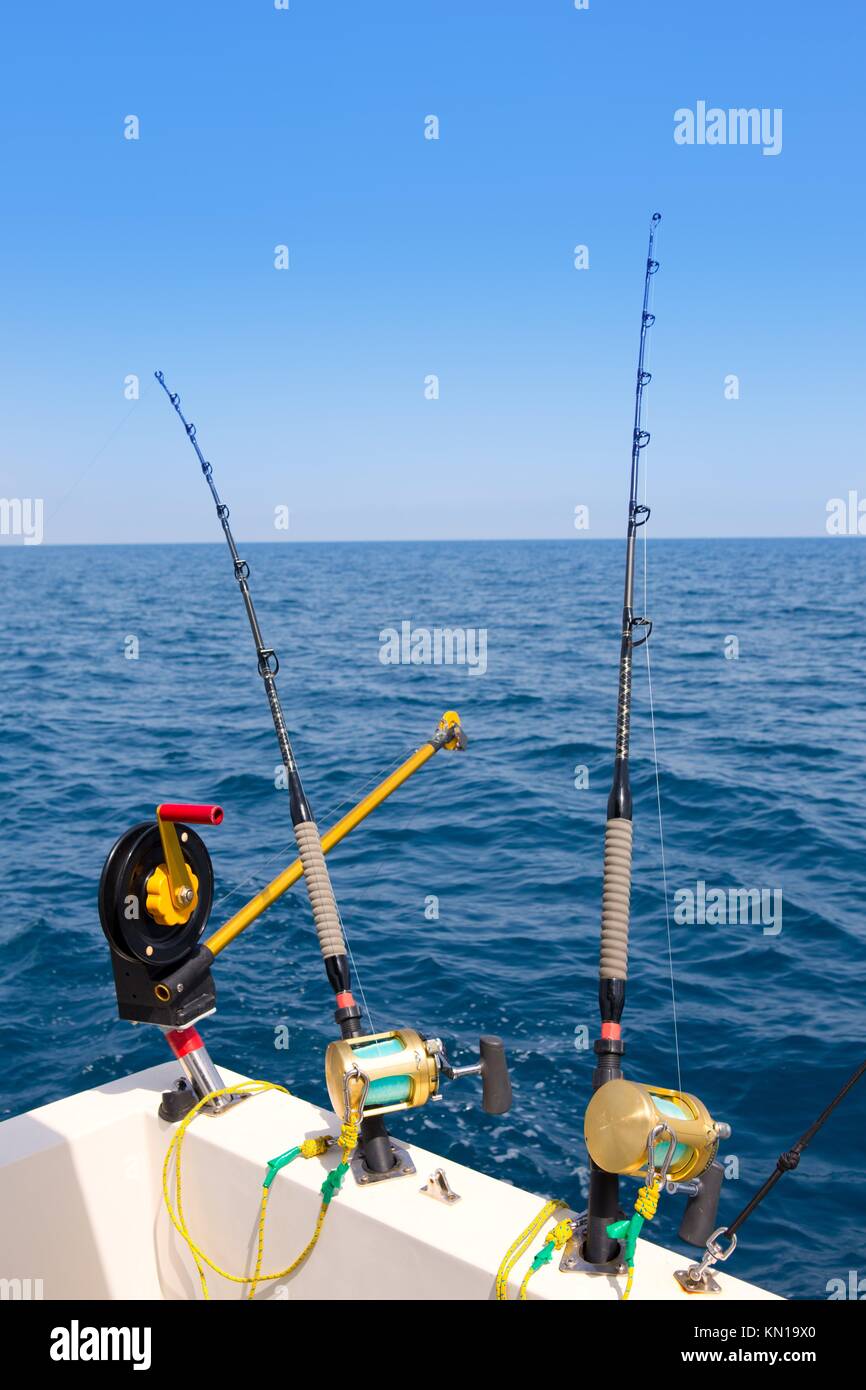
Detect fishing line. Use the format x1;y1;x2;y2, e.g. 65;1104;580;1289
644;641;682;1094
209;743;420;1039
46;389;146;521
340;914;378;1040
334;756;446;1042
338;721;472;1040
209;750;410;913
638;225;683;1095
209;842;295;913
317;750;411;826
209;843;380;1034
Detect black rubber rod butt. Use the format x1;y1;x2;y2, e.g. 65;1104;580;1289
357;1114;395;1174
678;1162;725;1248
586;1167;623;1266
479;1036;513;1115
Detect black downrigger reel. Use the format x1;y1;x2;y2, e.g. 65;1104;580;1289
99;802;228;1119
98;802;222;1028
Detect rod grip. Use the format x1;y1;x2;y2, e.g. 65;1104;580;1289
479;1035;512;1115
294;820;347;961
158;803;224;825
599;817;633;980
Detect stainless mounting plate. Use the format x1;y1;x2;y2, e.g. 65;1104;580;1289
673;1267;723;1295
351;1141;416;1185
203;1091;251;1116
559;1211;628;1275
419;1167;461;1204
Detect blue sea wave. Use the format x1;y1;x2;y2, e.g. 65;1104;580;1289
1;537;865;1300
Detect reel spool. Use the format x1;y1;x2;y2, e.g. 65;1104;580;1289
326;1029;437;1118
98;804;221;1027
584;1079;726;1184
325;1029;512;1122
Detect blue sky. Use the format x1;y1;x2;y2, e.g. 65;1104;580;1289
1;1;863;542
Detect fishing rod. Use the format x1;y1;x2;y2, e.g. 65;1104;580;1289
151;370;511;1172
579;219;855;1291
496;219;731;1296
153;369;392;1169
497;216;864;1299
583;212;662;1265
491;217;732;1299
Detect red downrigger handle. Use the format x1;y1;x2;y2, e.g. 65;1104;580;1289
157;803;224;825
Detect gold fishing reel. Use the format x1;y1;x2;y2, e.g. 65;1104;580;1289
325;1028;512;1121
584;1079;729;1184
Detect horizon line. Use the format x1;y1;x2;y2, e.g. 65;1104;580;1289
0;533;848;550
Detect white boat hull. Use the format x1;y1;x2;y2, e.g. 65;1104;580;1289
0;1063;779;1301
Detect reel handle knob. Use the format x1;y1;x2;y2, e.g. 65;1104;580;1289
678;1160;725;1247
479;1035;512;1115
158;803;224;825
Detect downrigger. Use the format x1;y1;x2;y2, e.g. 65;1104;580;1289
98;371;511;1201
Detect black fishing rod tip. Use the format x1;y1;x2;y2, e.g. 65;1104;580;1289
652;212;662;223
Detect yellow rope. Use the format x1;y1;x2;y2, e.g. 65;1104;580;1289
161;1081;357;1300
246;1119;359;1301
299;1137;331;1158
495;1200;567;1300
246;1187;327;1300
518;1218;573;1300
621;1179;661;1302
634;1180;660;1219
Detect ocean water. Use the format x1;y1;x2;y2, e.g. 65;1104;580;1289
1;537;865;1301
